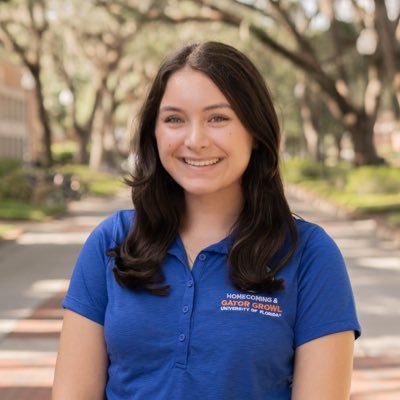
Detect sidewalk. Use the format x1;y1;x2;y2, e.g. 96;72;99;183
287;187;400;399
0;188;399;399
0;189;132;399
0;291;64;399
1;288;400;399
1;292;400;399
352;356;400;399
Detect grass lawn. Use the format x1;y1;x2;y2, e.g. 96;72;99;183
288;181;400;228
387;212;400;227
0;223;17;240
58;164;125;197
0;158;124;223
0;200;66;221
298;180;400;213
284;159;400;228
0;224;14;234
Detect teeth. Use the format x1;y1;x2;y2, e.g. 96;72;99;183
184;158;220;167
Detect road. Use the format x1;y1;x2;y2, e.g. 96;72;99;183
0;187;399;399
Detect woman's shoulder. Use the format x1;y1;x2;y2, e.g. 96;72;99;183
294;217;332;245
92;209;136;247
291;217;344;264
292;217;345;271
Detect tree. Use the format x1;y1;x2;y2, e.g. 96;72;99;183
179;0;392;165
371;0;400;114
80;5;140;170
49;0;167;169
0;0;53;166
123;0;396;166
49;27;101;165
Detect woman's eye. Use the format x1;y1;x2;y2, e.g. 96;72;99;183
164;116;183;123
209;115;229;123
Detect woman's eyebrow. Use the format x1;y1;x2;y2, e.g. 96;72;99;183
159;103;232;113
203;103;232;111
159;106;182;113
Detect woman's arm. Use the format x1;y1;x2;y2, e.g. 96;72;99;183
52;310;108;400
292;331;355;400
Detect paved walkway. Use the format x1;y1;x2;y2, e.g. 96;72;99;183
0;189;132;399
0;187;399;399
287;188;400;400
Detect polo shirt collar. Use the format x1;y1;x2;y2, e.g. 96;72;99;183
167;231;236;258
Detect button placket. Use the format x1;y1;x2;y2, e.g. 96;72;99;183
174;277;195;368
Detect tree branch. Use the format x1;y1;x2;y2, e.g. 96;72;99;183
231;0;275;19
0;20;35;70
269;0;317;58
325;0;349;86
350;0;368;31
188;0;355;116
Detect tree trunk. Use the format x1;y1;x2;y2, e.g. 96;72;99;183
89;109;118;170
89;108;104;170
76;127;90;164
89;88;119;170
394;72;400;112
33;70;53;167
298;83;323;162
102;117;117;170
301;108;322;161
334;133;343;162
374;0;400;111
347;112;385;166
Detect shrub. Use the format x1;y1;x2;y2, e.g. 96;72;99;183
282;158;328;183
54;150;75;164
57;164;123;196
345;166;400;194
0;159;22;176
0;160;32;201
52;141;78;165
3;170;33;200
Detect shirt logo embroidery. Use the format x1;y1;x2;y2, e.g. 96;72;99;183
220;292;283;318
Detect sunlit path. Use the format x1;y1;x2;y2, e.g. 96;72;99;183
0;188;399;399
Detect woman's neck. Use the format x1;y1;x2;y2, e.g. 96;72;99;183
180;190;243;245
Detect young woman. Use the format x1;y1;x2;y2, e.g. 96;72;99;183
53;41;361;400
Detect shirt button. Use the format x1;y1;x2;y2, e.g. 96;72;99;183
179;334;186;342
187;280;193;287
182;305;189;313
199;253;206;261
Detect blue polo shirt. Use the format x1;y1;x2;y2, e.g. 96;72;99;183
63;210;361;399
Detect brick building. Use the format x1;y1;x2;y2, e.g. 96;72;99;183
0;56;39;162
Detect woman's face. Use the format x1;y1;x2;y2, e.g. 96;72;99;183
155;67;254;199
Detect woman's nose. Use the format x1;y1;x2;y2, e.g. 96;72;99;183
184;122;210;150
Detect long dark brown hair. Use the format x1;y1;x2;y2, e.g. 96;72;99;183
108;41;298;295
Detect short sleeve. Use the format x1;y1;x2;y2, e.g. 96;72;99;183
294;225;361;348
62;214;116;325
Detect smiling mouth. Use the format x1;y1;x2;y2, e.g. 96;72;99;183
183;158;221;167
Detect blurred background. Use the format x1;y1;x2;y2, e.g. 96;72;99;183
0;0;399;225
0;0;399;399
